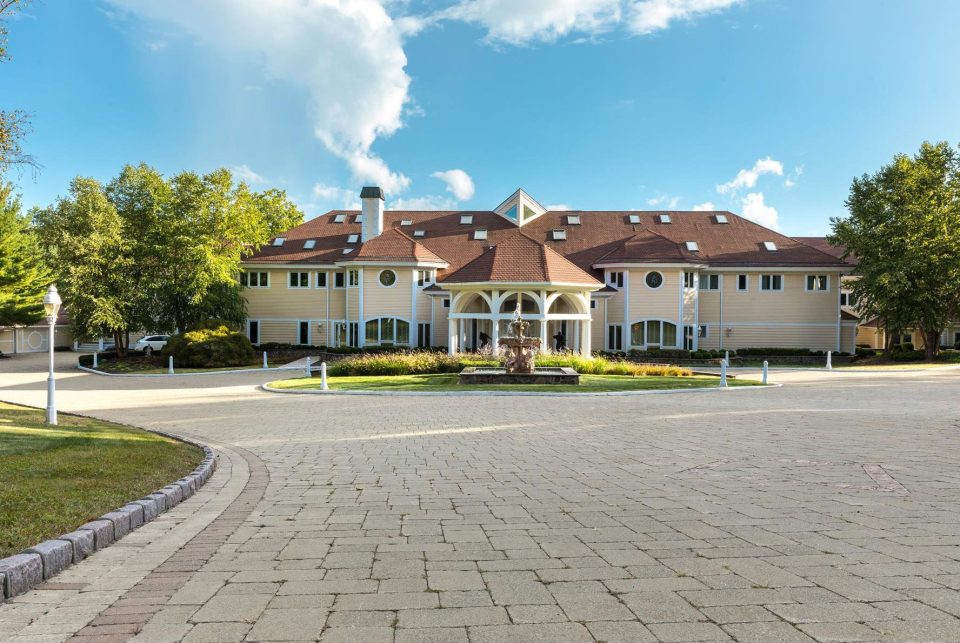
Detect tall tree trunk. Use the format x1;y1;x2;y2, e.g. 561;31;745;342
923;327;940;360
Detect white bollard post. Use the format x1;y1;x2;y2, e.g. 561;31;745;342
321;361;329;390
263;351;268;369
168;355;174;374
826;350;833;370
724;350;730;366
305;357;312;377
720;359;728;388
762;360;768;385
93;351;98;369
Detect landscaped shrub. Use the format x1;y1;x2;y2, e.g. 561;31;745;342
889;349;925;362
164;324;256;368
734;347;823;356
324;351;693;377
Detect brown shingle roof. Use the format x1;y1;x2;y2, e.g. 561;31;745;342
347;228;446;264
794;236;857;266
442;233;600;285
243;209;851;281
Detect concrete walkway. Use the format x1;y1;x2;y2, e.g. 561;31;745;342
2;353;960;642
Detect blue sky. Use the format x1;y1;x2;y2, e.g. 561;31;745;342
3;0;959;235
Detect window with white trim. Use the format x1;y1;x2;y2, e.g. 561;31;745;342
289;271;309;288
365;317;410;345
760;274;784;291
241;271;269;288
630;319;678;347
737;274;748;291
348;269;360;287
805;275;829;291
333;271;345;288
378;270;397;287
698;324;708;338
607;271;624;288
315;272;327;288
683;272;695;289
701;274;720;291
840;292;858;307
442;298;450;308
590;300;597;309
417;270;433;287
607;324;623;351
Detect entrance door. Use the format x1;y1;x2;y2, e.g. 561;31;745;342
683;325;694;351
298;321;310;345
418;323;431;348
248;320;260;345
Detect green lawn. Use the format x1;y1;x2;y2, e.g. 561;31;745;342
268;373;761;393
0;402;203;557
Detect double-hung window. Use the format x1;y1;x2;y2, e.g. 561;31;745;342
701;274;720;291
333;271;346;289
417;270;433;287
806;275;829;291
289;272;309;288
241;271;269;288
348;270;360;288
760;274;783;291
737;274;748;291
683;272;695;289
607;271;625;288
315;272;328;288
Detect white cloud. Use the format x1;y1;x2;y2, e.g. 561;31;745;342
546;203;572;210
312;183;361;210
647;194;681;208
391;195;459;210
437;0;741;45
430;169;475;201
692;201;715;211
145;39;167;52
784;165;804;188
716;156;783;194
628;0;743;35
232;164;266;185
106;0;412;194
740;192;778;229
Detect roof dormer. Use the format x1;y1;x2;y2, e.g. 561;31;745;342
492;188;548;226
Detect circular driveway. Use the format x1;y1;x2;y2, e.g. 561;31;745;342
2;354;960;642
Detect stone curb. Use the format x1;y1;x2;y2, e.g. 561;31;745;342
77;364;303;378
0;431;217;602
260;382;782;398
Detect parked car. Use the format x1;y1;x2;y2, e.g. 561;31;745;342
133;335;170;355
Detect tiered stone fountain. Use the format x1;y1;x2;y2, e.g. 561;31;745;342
458;305;579;385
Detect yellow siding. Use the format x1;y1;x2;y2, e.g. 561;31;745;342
244;270;329;319
701;324;838;351
841;323;856;354
363;267;415;322
606;290;624;324
434;299;449;347
591;303;605;350
259;319;298;344
628;269;682;322
856;326;886;349
716;272;839;324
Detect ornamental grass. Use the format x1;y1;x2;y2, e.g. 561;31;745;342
326;350;691;378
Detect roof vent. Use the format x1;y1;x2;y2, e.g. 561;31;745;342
659;214;672;224
400;219;413;226
566;215;581;225
473;229;487;240
347;234;359;243
715;214;728;224
303;239;316;249
460;215;473;224
628;214;641;224
342;247;353;255
685;241;699;252
763;241;777;251
333;214;346;223
413;230;426;237
272;237;285;247
552;229;567;240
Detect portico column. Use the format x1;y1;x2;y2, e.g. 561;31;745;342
448;319;457;355
539;318;548;353
580;319;592;357
572;319;580;354
490;316;499;356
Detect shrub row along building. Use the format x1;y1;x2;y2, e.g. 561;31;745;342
240;187;857;355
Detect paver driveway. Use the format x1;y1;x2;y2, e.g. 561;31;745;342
2;354;960;642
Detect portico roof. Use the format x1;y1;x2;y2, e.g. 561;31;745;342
441;233;601;286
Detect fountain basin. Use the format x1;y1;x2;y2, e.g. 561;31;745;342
458;367;580;386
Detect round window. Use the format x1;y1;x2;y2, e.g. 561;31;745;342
645;271;664;289
378;270;397;287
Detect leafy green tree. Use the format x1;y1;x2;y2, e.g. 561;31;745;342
0;183;49;325
1;1;35;176
34;177;136;353
831;141;960;358
254;188;304;237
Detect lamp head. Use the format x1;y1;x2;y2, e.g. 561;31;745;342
43;284;62;321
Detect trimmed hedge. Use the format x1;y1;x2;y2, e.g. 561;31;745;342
164;324;256;368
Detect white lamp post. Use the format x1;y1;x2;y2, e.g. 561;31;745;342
42;285;62;425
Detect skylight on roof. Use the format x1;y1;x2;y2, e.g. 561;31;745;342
460;215;473;224
333;214;346;223
763;241;778;251
355;215;363;223
303;239;316;249
552;229;567;240
413;230;425;237
272;237;285;246
685;241;699;252
715;214;728;224
342;248;353;254
473;229;487;240
400;219;413;226
659;214;672;224
566;215;581;225
347;234;359;243
629;214;641;224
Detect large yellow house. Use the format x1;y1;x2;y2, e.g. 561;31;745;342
240;187;854;355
